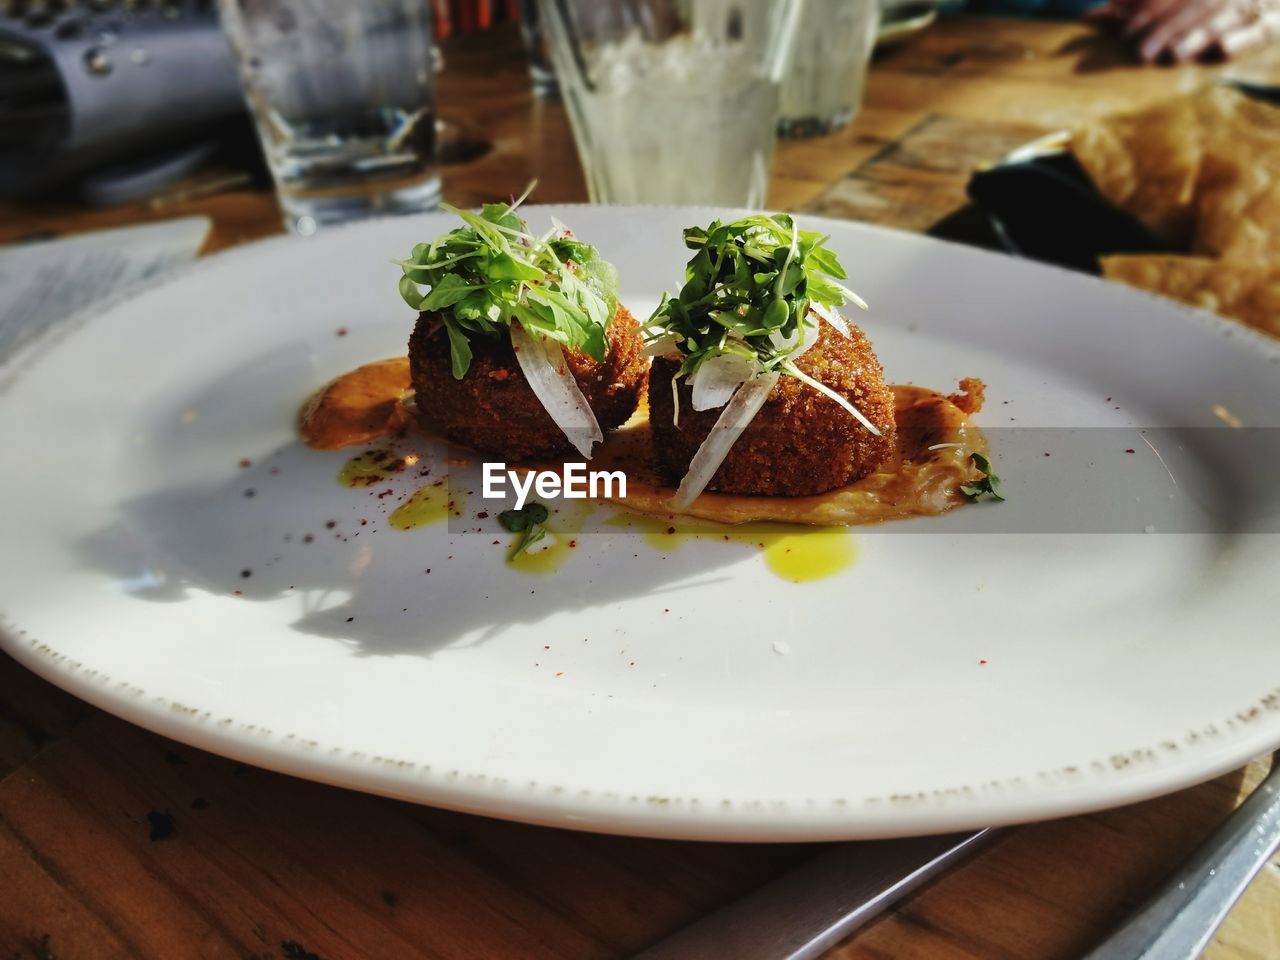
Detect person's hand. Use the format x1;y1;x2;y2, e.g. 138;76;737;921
1087;0;1280;61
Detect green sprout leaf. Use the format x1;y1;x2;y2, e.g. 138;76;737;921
420;273;479;312
498;501;551;559
961;451;1005;502
398;274;425;310
645;214;864;386
441;316;473;381
396;185;620;380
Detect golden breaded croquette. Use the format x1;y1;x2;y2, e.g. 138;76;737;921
409;304;648;461
648;321;896;496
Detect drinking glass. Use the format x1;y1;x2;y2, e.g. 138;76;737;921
537;0;801;207
779;0;882;137
217;0;441;235
518;0;559;97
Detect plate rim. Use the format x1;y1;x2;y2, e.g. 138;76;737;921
6;623;1280;842
3;205;1279;841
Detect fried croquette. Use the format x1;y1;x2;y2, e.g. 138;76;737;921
409;305;648;461
648;321;897;497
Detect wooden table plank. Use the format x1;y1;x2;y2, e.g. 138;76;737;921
833;762;1265;960
0;657;810;958
802;113;1049;231
0;649;95;782
3;15;1280;960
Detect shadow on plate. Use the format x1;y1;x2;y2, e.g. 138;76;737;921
76;439;749;661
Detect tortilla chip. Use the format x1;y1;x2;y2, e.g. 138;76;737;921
1101;254;1280;338
1071;86;1280;248
1193;145;1280;261
1071;96;1203;245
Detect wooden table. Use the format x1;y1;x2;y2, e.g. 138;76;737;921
2;15;1279;960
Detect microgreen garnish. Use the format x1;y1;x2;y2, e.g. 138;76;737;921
397;184;619;379
652;214;881;510
961;452;1005;502
646;213;864;383
498;501;550;559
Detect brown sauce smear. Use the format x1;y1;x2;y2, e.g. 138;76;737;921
595;386;985;526
299;357;412;450
299;361;986;527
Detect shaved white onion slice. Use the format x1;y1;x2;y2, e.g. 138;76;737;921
769;316;822;362
782;360;881;437
510;323;604;458
690;352;754;411
809;301;852;340
643;334;681;358
535;216;573;250
671;371;781;510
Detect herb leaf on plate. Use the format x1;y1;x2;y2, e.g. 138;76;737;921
498;501;551;559
961;451;1005;502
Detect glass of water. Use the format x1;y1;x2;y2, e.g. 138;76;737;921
779;0;882;138
537;0;801;207
217;0;441;234
518;0;559;97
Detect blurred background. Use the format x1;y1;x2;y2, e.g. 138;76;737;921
5;0;1280;318
0;0;974;231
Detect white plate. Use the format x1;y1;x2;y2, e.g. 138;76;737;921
2;206;1279;842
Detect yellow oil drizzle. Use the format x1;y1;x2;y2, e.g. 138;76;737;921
340;453;854;581
389;482;462;530
339;450;405;488
604;514;857;583
509;534;573;574
507;503;594;575
546;498;597;535
758;528;857;583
